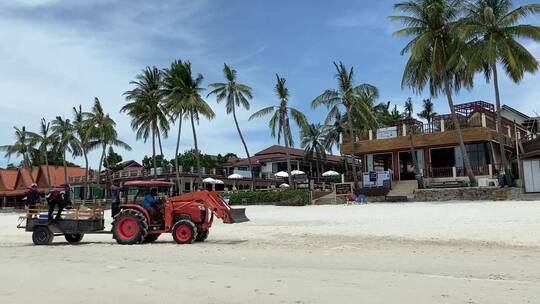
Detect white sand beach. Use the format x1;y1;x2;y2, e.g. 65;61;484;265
1;201;540;303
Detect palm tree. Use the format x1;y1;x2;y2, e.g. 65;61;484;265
301;123;328;182
51;117;81;185
122;67;169;178
162;60;189;192
208;64;255;189
391;0;477;185
402;98;420;176
418;98;438;131
163;60;214;186
0;126;35;182
404;97;414;118
73;105;96;199
89;98;131;196
311;62;378;191
463;0;540;179
27;119;55;191
323;111;350;176
250;74;308;185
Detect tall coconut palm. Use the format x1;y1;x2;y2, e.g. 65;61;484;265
323;111;350;176
73;105;96;199
301;123;328;182
88;98;131;197
122;67;169;178
0;126;35;182
51;117;81;185
311;62;379;191
418;98;438;131
208;64;255;189
27;119;55;191
463;0;540;179
162;60;189;192
250;74;308;185
391;0;477;185
402;98;420;176
163;60;214;186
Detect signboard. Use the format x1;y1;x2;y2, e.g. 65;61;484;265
334;183;353;196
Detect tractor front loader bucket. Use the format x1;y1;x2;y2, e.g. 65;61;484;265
229;208;249;223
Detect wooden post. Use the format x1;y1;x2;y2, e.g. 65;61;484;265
368;129;373;140
488;164;493;177
441;120;445;132
402;124;407;136
481;113;487;127
452;167;457;178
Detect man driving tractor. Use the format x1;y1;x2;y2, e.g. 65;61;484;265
141;188;160;224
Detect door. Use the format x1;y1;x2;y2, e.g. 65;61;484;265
523;159;540;193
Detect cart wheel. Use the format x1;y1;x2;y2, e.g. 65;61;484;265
195;230;209;242
172;220;197;244
32;226;53;245
65;233;84;244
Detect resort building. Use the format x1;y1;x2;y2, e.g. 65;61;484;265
341;101;533;186
64;145;347;194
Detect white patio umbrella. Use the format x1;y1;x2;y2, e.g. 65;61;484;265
291;170;305;176
213;179;224;184
279;183;290;188
322;170;340;177
274;171;289;178
227;173;243;191
202;177;215;184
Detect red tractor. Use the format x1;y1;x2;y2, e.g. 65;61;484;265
112;181;248;245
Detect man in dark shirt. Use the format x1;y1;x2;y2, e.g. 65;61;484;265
111;183;121;218
25;183;40;217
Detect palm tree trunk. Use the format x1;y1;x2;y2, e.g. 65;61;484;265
341;153;349;177
152;129;157;179
96;144;106;200
232;104;254;190
25;153;35;183
174;116;183;194
190;111;202;185
346;109;359;192
283;115;293;186
444;79;476;186
315;157;320;183
408;130;419;175
492;64;510;184
62;150;68;185
157;128;164;157
83;150;89;200
44;149;51;191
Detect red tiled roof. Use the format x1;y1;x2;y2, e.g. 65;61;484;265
233;145;349;167
0;169;18;191
37;165;86;188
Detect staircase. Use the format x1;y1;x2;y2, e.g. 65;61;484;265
386;180;418;201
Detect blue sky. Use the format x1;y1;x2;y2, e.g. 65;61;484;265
0;0;539;169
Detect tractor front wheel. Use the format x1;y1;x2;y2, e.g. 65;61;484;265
32;226;53;245
112;209;148;245
65;233;84;244
172;220;197;244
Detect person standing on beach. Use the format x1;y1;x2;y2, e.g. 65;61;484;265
111;182;121;218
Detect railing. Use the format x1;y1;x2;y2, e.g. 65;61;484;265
429;164;493;178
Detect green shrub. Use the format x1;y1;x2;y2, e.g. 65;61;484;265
227;189;310;206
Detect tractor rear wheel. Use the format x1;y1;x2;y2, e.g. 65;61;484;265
143;233;160;243
112;209;148;245
65;233;84;243
195;230;209;242
172;220;197;244
32;226;53;245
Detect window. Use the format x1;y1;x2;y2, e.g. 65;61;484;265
466;143;491;166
